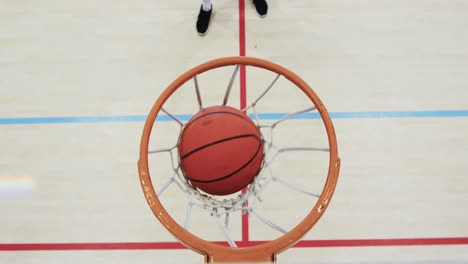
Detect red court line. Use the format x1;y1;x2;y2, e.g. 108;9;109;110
2;238;468;251
238;0;249;244
0;242;185;251
238;0;247;110
238;0;246;58
293;237;468;247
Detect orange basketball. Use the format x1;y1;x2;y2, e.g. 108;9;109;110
178;105;264;196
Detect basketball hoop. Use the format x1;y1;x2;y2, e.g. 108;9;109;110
138;57;340;263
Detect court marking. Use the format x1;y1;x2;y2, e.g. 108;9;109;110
1;110;467;125
238;0;250;244
2;237;468;251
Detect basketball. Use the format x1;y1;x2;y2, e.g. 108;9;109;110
178;105;264;196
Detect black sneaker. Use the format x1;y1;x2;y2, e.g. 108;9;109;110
196;5;213;36
252;0;268;17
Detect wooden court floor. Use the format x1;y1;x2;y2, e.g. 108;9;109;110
1;0;468;263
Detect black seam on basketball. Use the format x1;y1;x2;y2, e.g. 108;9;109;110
185;136;263;183
180;133;259;161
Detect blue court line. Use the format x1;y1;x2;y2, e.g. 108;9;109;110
0;115;192;125
262;109;468;120
0;110;467;125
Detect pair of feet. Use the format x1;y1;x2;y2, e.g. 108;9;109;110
196;0;268;36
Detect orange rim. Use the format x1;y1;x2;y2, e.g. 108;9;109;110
138;56;341;263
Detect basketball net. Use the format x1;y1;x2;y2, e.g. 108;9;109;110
138;57;340;263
